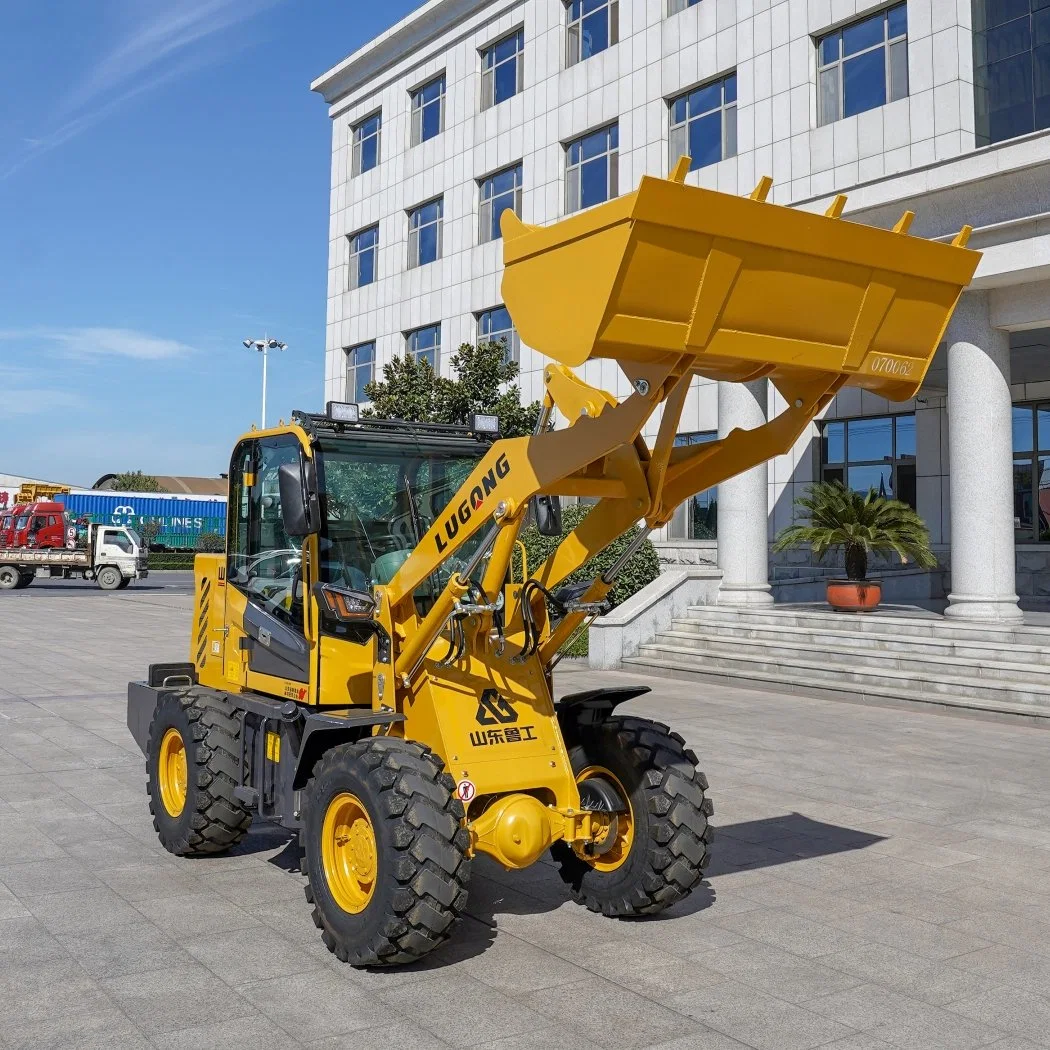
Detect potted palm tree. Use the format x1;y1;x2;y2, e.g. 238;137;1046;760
773;481;937;611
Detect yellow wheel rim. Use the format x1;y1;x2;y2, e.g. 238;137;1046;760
321;792;377;914
575;766;635;872
158;728;188;817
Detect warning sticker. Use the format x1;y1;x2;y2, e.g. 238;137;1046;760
455;779;477;803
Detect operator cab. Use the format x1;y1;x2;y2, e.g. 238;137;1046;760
225;405;499;640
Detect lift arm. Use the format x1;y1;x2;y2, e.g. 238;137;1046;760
381;163;981;679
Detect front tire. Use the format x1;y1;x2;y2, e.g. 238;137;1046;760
553;716;713;916
302;737;471;967
97;566;123;590
146;688;252;856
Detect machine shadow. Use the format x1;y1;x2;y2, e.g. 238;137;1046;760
232;811;885;970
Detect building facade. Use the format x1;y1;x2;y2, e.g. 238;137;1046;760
313;0;1050;622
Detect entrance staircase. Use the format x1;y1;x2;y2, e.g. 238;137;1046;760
623;604;1050;722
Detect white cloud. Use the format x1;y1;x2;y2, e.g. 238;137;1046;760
0;326;197;361
2;0;280;180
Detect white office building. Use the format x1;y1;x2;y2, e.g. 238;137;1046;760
313;0;1050;622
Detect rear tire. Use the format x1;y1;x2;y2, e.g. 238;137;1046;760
302;737;471;967
97;566;123;590
147;688;252;856
0;566;19;590
552;716;713;916
15;573;33;589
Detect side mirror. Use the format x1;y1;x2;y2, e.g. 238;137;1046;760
278;462;319;537
534;494;563;537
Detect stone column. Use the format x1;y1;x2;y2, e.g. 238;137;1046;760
944;294;1022;622
716;379;773;606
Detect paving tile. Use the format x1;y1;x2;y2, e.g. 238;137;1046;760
822;908;993;961
712;905;867;958
181;924;326;985
95;860;205;902
947;910;1050;959
820;941;995;1006
100;963;254;1036
667;977;854;1050
803;983;1006;1049
382;971;553;1048
701;936;862;1003
130;891;260;941
517;976;707;1049
947;986;1050;1045
0;857;102;899
307;1023;450;1049
23;885;145;935
237;969;392;1042
150;1013;305;1050
57;920;196;980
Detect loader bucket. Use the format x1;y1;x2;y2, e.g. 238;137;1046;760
501;169;980;402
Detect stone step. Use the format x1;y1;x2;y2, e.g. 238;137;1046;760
684;603;1050;646
629;641;1050;709
653;629;1048;684
667;617;1050;666
621;651;1050;725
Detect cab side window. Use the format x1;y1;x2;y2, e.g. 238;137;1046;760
102;529;133;553
227;435;305;628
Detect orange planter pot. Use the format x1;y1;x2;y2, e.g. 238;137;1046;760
826;579;882;611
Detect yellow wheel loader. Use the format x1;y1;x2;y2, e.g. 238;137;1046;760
127;161;979;967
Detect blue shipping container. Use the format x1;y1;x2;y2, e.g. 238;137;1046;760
57;491;227;549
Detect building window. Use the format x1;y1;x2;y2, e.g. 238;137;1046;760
817;3;908;126
669;432;718;539
820;413;916;508
477;305;519;363
479;163;523;243
407;198;443;268
351;113;381;176
668;0;701;12
973;0;1050;146
347;225;378;290
566;0;618;66
1011;403;1050;542
345;342;375;403
482;29;524;108
566;124;618;214
411;75;446;145
669;73;737;172
406;325;441;370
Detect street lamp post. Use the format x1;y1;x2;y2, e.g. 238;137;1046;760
242;336;287;429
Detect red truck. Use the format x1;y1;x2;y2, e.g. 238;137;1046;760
0;502;70;549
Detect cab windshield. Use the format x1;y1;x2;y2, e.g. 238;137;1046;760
316;436;485;600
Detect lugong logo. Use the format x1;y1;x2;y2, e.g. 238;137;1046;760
435;453;511;553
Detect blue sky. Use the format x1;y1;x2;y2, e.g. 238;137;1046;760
0;0;418;486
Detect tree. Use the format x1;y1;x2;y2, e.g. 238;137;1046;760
137;519;161;550
364;340;541;437
195;532;225;553
773;481;937;581
111;471;161;493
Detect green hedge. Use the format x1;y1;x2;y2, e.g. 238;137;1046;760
514;503;660;657
148;552;196;570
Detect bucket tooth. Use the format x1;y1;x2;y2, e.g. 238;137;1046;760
750;175;773;202
893;210;915;235
670;155;691;184
825;194;847;218
953;224;973;248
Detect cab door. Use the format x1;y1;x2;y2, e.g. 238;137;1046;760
225;435;312;698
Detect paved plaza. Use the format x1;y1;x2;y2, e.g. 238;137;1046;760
3;585;1050;1048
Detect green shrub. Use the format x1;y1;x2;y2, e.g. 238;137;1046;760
148;552;196;570
515;503;661;657
195;532;225;553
